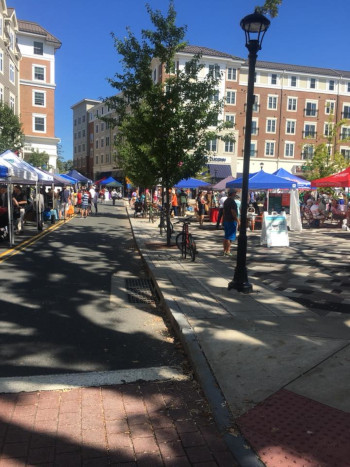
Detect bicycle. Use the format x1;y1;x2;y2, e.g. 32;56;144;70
175;220;197;261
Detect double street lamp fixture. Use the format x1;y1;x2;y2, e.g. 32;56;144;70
228;11;270;294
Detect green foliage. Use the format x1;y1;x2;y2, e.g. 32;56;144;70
256;0;283;17
0;103;24;154
303;144;347;180
25;149;50;169
105;0;234;192
57;155;73;173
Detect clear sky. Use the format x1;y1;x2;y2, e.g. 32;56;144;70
10;0;350;161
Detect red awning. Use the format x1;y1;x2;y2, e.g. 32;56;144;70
311;167;350;187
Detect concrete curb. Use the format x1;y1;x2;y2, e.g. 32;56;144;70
127;208;264;467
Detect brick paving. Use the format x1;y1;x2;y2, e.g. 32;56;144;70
0;380;238;466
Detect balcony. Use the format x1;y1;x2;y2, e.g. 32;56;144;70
304;108;318;117
302;131;317;139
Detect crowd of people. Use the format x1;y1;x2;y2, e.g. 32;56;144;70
301;192;350;228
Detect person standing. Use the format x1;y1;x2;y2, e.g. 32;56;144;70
111;188;118;205
216;191;227;229
222;189;239;257
60;185;71;220
80;188;90;218
179;189;188;216
13;186;27;234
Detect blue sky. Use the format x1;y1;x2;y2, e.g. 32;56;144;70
11;0;350;161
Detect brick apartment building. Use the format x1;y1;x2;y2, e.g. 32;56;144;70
73;45;350;181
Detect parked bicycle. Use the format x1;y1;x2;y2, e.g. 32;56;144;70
175;220;197;261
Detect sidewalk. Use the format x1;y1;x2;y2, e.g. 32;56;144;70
129;210;350;467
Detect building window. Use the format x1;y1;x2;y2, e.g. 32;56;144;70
302;145;314;160
0;16;3;38
33;91;45;107
267;95;278;110
9;94;15;112
101;123;104;131
347;83;350;93
324;123;334;137
328;80;335;91
9;31;14;50
74;119;77;126
266;118;276;133
342;105;350;119
78;131;81;138
106;136;110;146
249;142;257;157
101;155;104;164
106;154;110;163
206;139;217;151
33;115;46;132
82;115;85;123
253;95;259;112
287;97;297;111
82;129;86;137
251;120;258;135
286;120;296;134
226;91;236;105
95;155;99;164
0;85;3;103
290;76;297;87
225;141;234;152
95;140;99;149
0;51;3;73
9;62;15;84
227;68;237;80
78;145;81;152
95;124;99;133
305;101;317;117
304;123;316;138
285;142;294;157
309;78;316;89
74;133;77;140
209;64;220;78
82;144;85;151
34;41;43;55
210;91;219;102
270;73;277;85
325;100;335;115
34;66;45;81
265;141;275;156
340;126;350;139
341;148;350;161
101;139;104;148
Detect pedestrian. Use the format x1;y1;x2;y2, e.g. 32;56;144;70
13;185;27;234
222;189;239;257
111;188;118;205
92;189;98;214
170;190;178;217
196;191;206;227
60;185;71;220
179;189;188;216
216;191;227;229
80;188;89;218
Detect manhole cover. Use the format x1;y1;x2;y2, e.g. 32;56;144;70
125;278;159;305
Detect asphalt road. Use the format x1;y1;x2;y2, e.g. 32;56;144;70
0;203;183;378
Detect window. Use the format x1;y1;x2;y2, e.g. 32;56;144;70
226;91;236;104
225;141;234;152
253;95;259;112
78;145;81;152
0;85;3;102
101;139;104;148
101;155;104;164
302;145;314;160
34;66;45;81
250;142;257;157
341;148;350;161
9;31;14;50
304;124;316;138
101;123;104;131
267;95;278;109
270;73;277;85
286;120;296;134
34;115;46;132
95;155;99;164
227;68;237;80
74;119;77;126
266;118;276;133
251;120;258;135
305;101;317;117
225;114;235;126
285;142;295;157
348;83;350;93
324;123;334;137
82;115;86;123
342;105;350;119
309;78;316;89
340;127;350;139
325;100;335;115
106;136;110;146
209;64;220;78
9;94;15;112
82;144;85;151
328;80;335;91
290;76;297;87
9;62;15;84
106;154;110;163
34;41;43;55
0;16;3;38
210;91;219;102
95;124;99;133
206;139;217;151
74;133;77;140
78;131;81;138
82;129;85;137
287;97;297;111
153;68;157;82
0;51;3;73
95;140;99;149
33;91;45;106
265;141;275;156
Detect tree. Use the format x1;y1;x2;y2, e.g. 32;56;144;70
256;0;283;17
0;103;24;154
105;1;234;243
25;149;50;169
56;155;73;173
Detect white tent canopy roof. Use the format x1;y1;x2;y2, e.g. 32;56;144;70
0;150;38;184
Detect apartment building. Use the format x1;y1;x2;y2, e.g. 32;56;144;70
71;98;101;179
74;45;350;181
0;2;21;115
16;19;61;169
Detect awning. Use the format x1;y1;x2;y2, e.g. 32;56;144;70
208;164;232;179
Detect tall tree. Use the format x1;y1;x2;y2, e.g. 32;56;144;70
25;149;50;169
105;1;234;243
0;103;24;154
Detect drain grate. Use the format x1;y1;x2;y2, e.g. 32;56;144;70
125;278;159;305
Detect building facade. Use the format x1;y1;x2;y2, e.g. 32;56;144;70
74;45;350;181
16;19;61;169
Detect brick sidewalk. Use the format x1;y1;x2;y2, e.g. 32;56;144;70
0;379;238;466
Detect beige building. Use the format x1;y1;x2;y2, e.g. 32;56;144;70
16;19;61;169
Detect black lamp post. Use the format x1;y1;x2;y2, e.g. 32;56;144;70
228;11;270;294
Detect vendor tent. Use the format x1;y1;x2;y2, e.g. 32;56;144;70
311;167;350;187
106;181;123;187
100;176;121;186
273;168;311;188
32;167;54;184
0;150;38;184
94;177;107;185
212;175;235;191
59;174;78;184
174;177;211;189
66;169;92;184
226;170;295;190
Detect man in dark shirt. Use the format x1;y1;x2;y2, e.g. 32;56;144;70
13;186;27;234
222;189;239;256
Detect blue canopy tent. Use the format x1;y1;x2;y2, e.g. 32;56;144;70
59;174;78;184
174;177;211;189
66;169;92;184
100;176;122;186
273;168;311;188
226;170;295;190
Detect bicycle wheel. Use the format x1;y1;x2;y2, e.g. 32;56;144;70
188;234;197;261
176;232;184;250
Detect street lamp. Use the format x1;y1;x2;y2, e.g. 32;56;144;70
228;11;270;294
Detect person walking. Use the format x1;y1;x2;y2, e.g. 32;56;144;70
111;189;118;206
80;188;90;218
179;189;188;216
13;186;27;234
222;189;239;257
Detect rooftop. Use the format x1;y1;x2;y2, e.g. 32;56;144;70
17;20;61;49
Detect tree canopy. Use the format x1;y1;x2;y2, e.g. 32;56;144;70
0;103;24;154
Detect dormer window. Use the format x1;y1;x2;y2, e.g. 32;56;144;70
34;41;43;55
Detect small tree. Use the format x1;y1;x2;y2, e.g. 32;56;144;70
25;149;50;169
0;103;24;154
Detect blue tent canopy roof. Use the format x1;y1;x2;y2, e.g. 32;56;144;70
174;177;211;189
226;170;295;190
66;169;92;184
59;174;78;184
273;168;311;188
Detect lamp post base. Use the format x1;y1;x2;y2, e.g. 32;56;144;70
228;280;253;294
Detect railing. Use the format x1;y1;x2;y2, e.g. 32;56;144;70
302;131;317;138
